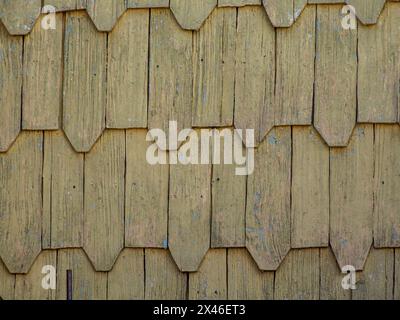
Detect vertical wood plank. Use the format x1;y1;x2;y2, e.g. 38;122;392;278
395;249;400;300
145;249;187;300
0;23;22;152
86;0;126;32
22;14;63;130
246;127;291;270
169;137;212;271
358;3;400;123
56;249;107;300
314;4;357;147
15;251;57;300
107;9;149;129
274;249;320;300
170;0;217;30
263;0;307;27
291;126;329;248
211;130;246;248
42;131;84;249
353;248;394;300
84;130;125;271
0;0;41;35
346;0;386;25
108;249;145;300
235;6;275;146
63;11;106;153
189;249;227;300
330;125;374;270
44;0;87;11
0;132;43;274
125;129;168;248
275;5;315;126
320;248;351;300
227;249;274;300
148;9;193;149
192;7;236;127
0;258;15;300
374;124;400;247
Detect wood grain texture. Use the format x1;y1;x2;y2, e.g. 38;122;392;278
84;130;125;271
0;132;43;274
330;125;374;270
314;4;357;147
56;249;107;300
44;0;87;11
263;0;307;27
0;23;22;152
145;249;187;300
346;0;386;25
125;129;168;248
218;0;261;7
291;126;329;248
235;6;275;146
0;258;15;300
246;127;291;270
274;249;320;300
192;8;236;127
86;0;126;31
320;248;351;300
0;0;41;35
108;249;145;300
353;248;394;300
15;251;56;300
396;249;400;300
227;249;274;300
211;129;246;248
189;249;227;300
374;124;400;247
128;0;169;8
42;131;84;249
22;14;63;130
148;9;192;150
358;3;400;123
169;138;212;271
170;0;217;30
275;5;315;126
107;9;149;129
63;11;106;153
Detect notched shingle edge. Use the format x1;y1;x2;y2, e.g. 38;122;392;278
1;0;398;35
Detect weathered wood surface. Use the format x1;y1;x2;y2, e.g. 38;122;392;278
22;14;63;130
374;125;400;247
218;0;261;7
274;249;320;300
108;249;145;300
84;130;125;271
314;4;357;147
169;135;212;271
15;251;56;300
291;126;329;248
0;258;15;300
211;130;246;248
107;9;149;129
170;0;217;30
125;130;168;248
86;0;126;31
145;249;187;300
275;5;315;126
235;6;275;146
189;249;227;300
44;0;87;11
0;23;22;152
262;0;307;27
0;132;43;274
246;127;291;270
148;9;193;150
192;8;236;127
63;11;106;152
0;0;41;35
330;125;374;270
227;249;274;300
56;249;107;300
127;0;169;8
42;131;84;249
358;3;400;123
346;0;386;25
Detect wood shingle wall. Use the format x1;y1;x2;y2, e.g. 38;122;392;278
1;0;400;300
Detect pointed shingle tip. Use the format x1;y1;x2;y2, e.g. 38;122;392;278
0;0;41;35
170;0;217;30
